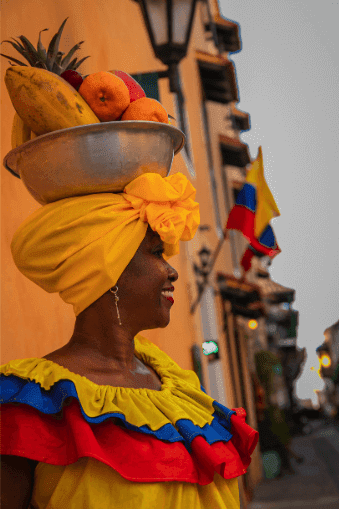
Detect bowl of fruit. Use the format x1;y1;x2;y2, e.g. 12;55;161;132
2;19;185;205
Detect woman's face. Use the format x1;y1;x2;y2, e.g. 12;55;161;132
116;226;179;331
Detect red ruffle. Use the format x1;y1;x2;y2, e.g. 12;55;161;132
0;400;258;485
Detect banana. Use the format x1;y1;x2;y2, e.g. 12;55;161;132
11;113;32;149
5;66;100;136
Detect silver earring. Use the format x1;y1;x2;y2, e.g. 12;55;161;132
109;285;122;325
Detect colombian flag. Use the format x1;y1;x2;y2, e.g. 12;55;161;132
226;146;281;271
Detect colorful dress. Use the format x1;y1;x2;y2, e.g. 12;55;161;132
0;335;258;508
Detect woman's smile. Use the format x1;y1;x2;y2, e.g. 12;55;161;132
161;287;175;305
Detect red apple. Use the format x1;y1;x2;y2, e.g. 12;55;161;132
60;70;84;91
108;70;146;103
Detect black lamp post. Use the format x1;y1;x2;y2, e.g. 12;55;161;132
135;0;198;93
134;0;199;163
191;245;212;313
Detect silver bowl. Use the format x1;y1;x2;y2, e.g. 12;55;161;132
3;121;185;205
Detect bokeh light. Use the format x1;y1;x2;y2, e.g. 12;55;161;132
248;319;258;330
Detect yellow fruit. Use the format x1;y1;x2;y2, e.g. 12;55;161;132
5;66;100;136
11;113;31;149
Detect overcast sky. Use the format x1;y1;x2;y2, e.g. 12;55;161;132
218;0;339;402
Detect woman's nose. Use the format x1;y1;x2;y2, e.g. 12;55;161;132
167;263;179;282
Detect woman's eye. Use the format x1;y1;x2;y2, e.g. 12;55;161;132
155;249;165;257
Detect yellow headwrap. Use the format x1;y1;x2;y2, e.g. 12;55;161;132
11;172;200;316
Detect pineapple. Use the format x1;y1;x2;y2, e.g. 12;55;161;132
0;17;89;76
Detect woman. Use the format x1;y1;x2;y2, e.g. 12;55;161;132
1;172;258;508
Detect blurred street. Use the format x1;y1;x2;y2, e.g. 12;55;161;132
248;420;339;509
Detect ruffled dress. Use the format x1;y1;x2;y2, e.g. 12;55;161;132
0;334;258;509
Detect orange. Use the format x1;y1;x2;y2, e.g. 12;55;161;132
78;71;130;121
121;97;169;123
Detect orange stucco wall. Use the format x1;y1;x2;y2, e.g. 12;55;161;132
1;0;221;369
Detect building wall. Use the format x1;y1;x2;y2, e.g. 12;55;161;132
1;0;194;367
1;0;239;371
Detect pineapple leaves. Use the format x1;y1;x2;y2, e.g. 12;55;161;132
47;17;69;72
66;57;78;70
37;29;48;64
1;39;24;54
0;39;31;65
72;55;90;71
52;51;65;74
61;41;84;71
1;18;90;74
0;53;28;66
19;36;41;66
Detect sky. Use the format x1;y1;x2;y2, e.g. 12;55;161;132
218;0;339;403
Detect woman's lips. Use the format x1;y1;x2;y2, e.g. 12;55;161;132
162;294;174;305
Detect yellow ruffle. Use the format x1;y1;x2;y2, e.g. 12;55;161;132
30;458;240;509
0;334;215;431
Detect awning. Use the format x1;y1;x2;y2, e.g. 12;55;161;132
204;15;241;53
255;278;295;304
219;134;251;168
217;273;260;303
216;273;265;318
197;51;239;104
231;103;250;132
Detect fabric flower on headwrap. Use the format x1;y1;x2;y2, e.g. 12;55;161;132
11;172;200;316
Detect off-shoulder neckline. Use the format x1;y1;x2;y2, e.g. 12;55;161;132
38;341;167;392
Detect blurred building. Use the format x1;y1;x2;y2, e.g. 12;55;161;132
316;321;339;379
323;320;339;372
250;258;305;411
315;320;339;416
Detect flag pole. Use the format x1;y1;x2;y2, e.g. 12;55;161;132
190;229;249;314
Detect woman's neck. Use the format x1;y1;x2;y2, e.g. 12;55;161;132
67;293;139;372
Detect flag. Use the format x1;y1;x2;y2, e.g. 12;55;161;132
225;146;281;272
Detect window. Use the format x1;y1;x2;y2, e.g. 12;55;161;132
219;135;251;168
204;15;241;54
197;51;239;104
131;72;160;101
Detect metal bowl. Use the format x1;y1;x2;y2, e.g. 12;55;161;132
3;121;185;205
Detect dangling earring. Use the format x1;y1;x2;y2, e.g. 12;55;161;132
109;285;122;325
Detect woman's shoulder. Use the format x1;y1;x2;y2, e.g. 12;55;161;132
1;357;47;379
0;356;66;391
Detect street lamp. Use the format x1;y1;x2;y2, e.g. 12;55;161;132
320;354;331;368
193;246;212;285
191;244;212;313
135;0;198;93
248;319;258;330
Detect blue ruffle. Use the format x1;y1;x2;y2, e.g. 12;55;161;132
0;374;236;448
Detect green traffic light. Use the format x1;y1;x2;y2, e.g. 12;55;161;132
202;341;219;356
